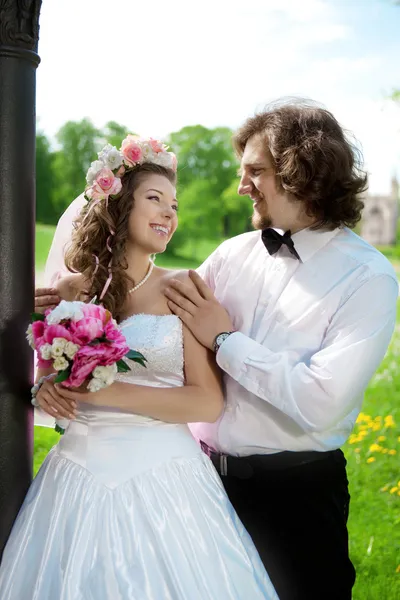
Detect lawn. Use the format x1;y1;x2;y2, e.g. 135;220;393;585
33;223;400;598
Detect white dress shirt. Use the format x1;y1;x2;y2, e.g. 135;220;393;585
190;227;398;456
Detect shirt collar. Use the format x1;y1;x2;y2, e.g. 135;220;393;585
290;227;341;263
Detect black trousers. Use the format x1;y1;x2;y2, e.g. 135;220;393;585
204;445;355;600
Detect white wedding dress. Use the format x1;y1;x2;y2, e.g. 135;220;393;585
0;314;277;600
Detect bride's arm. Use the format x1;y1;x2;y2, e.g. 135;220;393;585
57;325;224;424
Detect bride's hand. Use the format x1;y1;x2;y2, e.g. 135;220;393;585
55;382;112;408
36;376;78;420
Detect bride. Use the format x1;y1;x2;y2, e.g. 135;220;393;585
0;136;277;599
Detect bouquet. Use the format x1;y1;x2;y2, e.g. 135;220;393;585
27;300;146;433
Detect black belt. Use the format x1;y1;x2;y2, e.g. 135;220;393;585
200;440;341;479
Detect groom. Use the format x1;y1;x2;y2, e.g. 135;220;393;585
35;100;398;599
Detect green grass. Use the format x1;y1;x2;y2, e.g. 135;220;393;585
342;304;400;599
35;224;57;271
33;223;400;596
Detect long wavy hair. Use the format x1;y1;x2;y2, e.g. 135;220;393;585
233;100;367;230
65;163;177;319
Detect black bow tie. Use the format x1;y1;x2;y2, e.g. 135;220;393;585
261;228;300;260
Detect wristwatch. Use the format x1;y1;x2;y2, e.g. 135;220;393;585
213;331;235;354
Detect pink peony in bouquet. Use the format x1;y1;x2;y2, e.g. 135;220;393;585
27;300;145;433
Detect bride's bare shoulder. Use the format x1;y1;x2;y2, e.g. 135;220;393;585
159;268;195;288
56;273;87;301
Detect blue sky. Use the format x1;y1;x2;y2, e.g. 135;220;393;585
36;0;400;193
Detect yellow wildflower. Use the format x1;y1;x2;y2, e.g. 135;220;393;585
384;416;395;428
381;485;389;492
356;413;369;423
369;444;382;453
382;449;389;454
354;448;361;454
389;450;397;456
378;436;386;442
396;564;400;573
366;457;376;464
390;486;398;494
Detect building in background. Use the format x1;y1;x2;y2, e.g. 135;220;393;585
361;177;399;246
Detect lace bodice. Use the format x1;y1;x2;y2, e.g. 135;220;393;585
116;314;184;389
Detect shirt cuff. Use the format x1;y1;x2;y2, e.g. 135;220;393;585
216;331;271;379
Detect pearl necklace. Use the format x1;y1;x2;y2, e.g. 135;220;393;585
128;260;154;294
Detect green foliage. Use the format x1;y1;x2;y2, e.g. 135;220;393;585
102;120;134;148
36;132;57;224
52;118;101;215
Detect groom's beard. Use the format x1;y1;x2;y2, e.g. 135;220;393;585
252;204;272;230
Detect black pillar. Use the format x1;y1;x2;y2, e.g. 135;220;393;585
0;1;42;558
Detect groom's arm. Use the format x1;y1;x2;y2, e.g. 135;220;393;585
165;271;398;433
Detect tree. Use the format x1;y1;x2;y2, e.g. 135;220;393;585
102;120;133;147
221;179;253;237
52;118;101;214
36;131;57;224
168;125;239;239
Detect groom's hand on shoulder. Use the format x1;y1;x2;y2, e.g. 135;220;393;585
34;287;61;314
164;270;234;350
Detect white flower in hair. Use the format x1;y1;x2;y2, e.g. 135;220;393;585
98;144;123;171
86;160;105;185
154;151;174;169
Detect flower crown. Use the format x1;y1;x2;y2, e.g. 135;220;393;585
84;135;177;202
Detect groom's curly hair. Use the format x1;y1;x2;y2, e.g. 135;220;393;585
233;99;367;230
65;163;177;319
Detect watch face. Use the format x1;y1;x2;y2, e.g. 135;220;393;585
216;333;230;347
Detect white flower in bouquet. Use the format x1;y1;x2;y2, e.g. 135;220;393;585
46;300;85;325
40;343;53;360
86;160;104;185
26;324;34;349
53;356;69;371
64;341;80;360
87;377;107;393
51;337;67;358
98;144;123;171
92;363;118;386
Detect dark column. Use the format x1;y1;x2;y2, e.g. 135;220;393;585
0;0;42;558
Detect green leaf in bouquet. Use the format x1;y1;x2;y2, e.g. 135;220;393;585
126;350;147;366
31;312;46;322
116;359;130;373
54;369;70;383
89;335;113;346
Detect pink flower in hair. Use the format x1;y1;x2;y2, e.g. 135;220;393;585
121;135;143;167
149;139;164;153
87;168;122;200
170;153;178;172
